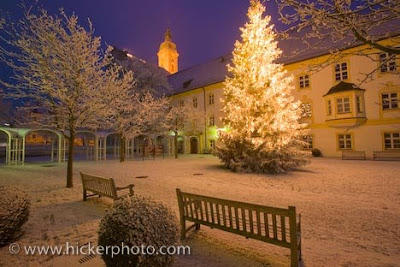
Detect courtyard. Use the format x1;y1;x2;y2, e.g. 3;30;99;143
0;156;399;266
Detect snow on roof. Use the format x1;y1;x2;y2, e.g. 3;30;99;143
324;81;365;96
166;35;345;96
167;24;400;96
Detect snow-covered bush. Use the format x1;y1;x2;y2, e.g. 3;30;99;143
98;196;178;267
0;186;30;246
311;148;322;157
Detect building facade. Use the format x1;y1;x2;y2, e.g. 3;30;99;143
163;36;400;158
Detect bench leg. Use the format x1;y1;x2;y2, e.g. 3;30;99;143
195;223;200;230
291;247;299;267
83;189;87;201
180;219;186;240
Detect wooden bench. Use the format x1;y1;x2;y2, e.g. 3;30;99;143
372;151;400;161
176;189;302;267
80;172;134;201
342;150;366;160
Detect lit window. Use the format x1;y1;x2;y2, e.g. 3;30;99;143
382;92;398;110
209;140;216;149
299;75;310;89
303;135;313;149
300;103;312;117
334;62;348;81
338;134;352;150
356;96;363;113
384;132;400;149
208;93;214;105
327;100;332;115
379;53;396;73
336;97;351;114
193;97;198;108
209;116;215;126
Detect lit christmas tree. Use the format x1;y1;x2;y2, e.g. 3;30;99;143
216;0;308;173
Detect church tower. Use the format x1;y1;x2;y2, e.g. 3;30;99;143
157;28;179;74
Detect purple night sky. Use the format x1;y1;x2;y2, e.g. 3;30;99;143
0;0;283;70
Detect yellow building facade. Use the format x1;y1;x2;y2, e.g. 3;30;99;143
166;39;400;158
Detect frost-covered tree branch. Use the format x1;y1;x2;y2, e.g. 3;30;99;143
0;6;112;187
276;0;400;79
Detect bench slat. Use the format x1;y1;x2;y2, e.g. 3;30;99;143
281;216;287;242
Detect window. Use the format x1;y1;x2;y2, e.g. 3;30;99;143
338;134;352;150
303;135;313;149
384;132;400;149
379;53;397;73
193;97;198;108
356;96;362;113
209;140;216;149
327;100;332;115
382;92;398;110
300;103;312;118
208;93;214;105
209;116;215;126
299;75;310;89
334;62;348;81
336;97;351;114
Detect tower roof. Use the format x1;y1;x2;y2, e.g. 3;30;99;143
165;27;172;42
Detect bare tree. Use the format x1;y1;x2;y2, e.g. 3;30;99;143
276;0;400;81
0;7;112;188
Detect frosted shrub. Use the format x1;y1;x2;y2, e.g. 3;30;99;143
0;186;30;246
98;196;179;267
311;148;322;157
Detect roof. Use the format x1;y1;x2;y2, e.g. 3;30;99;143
324;81;365;96
166;35;349;95
167;24;400;96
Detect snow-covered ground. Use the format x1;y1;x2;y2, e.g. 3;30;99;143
0;155;399;267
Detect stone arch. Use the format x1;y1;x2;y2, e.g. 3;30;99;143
22;128;64;163
0;128;20;164
134;134;151;157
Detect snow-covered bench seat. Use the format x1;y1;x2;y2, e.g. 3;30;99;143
80;172;134;201
342;150;366;160
372;151;400;161
176;189;302;267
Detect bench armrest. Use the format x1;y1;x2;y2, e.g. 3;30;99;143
116;184;135;191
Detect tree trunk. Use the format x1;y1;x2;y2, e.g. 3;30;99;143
174;130;178;159
119;133;125;162
66;130;75;188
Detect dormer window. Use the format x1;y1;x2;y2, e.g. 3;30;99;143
336;97;351;114
327;100;332;115
323;82;366;127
